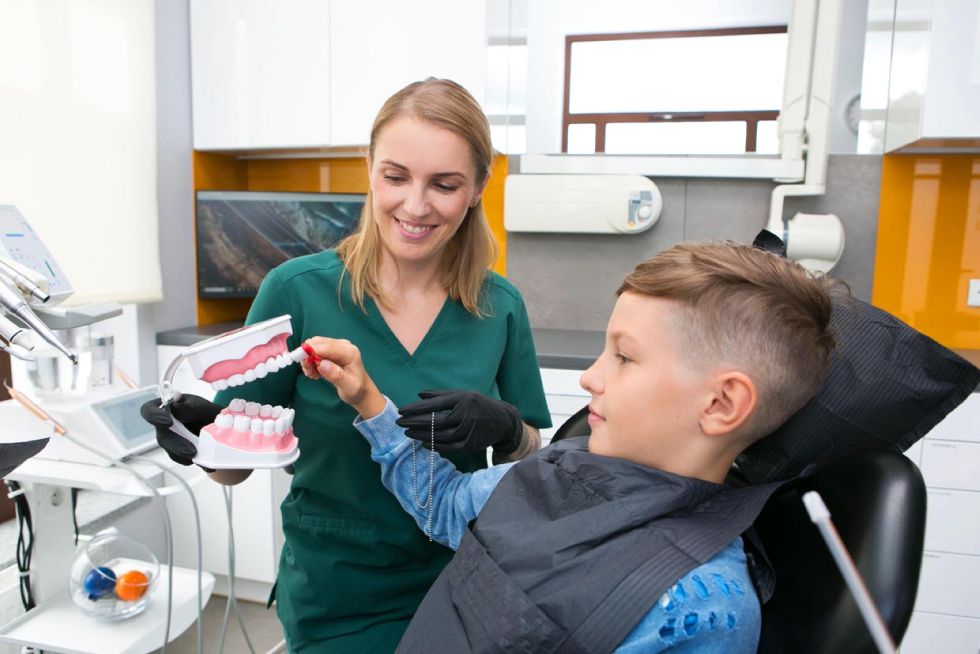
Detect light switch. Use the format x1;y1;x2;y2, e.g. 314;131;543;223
969;279;980;307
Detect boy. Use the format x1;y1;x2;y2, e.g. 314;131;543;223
302;242;836;653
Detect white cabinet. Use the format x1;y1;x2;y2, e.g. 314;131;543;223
190;0;332;150
156;344;290;602
539;367;589;446
328;0;486;147
884;1;980;152
901;393;980;653
190;0;487;150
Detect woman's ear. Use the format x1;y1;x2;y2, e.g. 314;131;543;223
700;371;756;437
471;170;491;207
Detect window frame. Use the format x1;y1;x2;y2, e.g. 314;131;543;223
562;25;787;154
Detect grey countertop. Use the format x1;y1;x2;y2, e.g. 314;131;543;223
158;323;604;371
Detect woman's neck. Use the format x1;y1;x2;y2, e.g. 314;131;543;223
378;252;445;300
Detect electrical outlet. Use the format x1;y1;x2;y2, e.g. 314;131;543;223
969;279;980;308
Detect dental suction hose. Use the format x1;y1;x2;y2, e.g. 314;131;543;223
0;281;77;365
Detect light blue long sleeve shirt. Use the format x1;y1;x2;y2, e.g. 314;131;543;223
354;400;761;652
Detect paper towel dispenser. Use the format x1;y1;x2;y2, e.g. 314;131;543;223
504;174;661;234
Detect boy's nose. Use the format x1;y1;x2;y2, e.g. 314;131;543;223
580;365;601;395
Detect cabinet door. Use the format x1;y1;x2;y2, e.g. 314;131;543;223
190;0;331;149
539;368;589;446
329;0;487;146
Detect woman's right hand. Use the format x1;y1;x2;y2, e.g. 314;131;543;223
140;393;221;467
301;337;386;419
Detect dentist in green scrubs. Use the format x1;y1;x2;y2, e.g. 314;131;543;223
148;78;551;652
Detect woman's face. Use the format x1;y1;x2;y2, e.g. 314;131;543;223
368;115;487;268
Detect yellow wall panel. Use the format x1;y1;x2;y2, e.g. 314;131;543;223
193;151;509;324
872;155;980;350
483;155;509;276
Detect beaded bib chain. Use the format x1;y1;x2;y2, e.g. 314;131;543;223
411;412;436;541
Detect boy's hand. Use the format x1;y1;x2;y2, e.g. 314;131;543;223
300;337;386;418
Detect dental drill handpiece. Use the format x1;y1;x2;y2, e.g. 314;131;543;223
0;258;51;304
0;278;77;364
158;344;312;448
0;312;35;359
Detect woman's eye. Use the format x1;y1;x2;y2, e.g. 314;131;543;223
433;182;459;193
383;174;405;184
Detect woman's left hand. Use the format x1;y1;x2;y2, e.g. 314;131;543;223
396;390;526;456
301;337;386;418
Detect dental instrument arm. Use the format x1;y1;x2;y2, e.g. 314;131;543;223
0;256;50;304
0;275;78;364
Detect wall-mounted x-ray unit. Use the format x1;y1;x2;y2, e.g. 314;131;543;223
504;174;661;234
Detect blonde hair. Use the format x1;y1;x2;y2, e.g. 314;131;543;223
336;78;497;315
618;242;837;440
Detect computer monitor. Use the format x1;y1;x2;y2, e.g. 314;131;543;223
196;190;366;298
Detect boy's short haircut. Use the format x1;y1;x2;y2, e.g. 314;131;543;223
618;242;837;441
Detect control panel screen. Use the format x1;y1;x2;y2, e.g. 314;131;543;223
90;388;159;449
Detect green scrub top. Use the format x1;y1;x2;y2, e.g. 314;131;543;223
213;250;551;653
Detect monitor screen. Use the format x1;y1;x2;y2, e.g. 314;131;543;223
196;190;365;298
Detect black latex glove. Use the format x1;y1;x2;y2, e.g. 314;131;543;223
140;394;221;468
396;390;524;456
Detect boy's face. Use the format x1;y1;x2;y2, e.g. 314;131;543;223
580;292;709;468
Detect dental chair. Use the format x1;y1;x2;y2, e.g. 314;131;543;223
550;406;928;654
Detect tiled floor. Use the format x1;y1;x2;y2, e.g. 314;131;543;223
153;595;284;654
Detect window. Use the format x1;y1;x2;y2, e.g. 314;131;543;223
486;39;528;154
562;27;787;154
0;0;161;304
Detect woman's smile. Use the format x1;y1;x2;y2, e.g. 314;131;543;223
394;217;436;239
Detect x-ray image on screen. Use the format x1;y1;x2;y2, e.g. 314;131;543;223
196;191;365;298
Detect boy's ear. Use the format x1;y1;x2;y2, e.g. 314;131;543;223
700;372;756;437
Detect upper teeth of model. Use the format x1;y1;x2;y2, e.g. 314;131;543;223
209;348;307;391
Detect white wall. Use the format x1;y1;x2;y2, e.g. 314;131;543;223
136;0;196;385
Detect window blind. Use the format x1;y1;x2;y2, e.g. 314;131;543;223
0;0;162;305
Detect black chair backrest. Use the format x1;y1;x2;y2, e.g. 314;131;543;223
754;447;926;654
551;405;591;442
551;408;927;654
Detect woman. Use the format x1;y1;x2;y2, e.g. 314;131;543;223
144;79;551;651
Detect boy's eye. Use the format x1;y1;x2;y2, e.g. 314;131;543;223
615;352;631;364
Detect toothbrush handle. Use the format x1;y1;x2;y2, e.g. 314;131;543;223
168;417;200;446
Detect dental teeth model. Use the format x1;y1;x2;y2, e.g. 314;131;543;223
158;315;310;470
